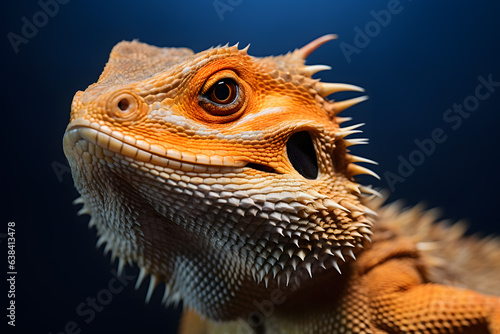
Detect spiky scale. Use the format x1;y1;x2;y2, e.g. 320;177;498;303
73;197;85;205
316;82;365;97
161;284;171;305
348;154;378;165
135;267;148;290
301;65;331;77
145;275;158;303
304;262;313;278
95;235;107;248
347;164;381;180
117;257;126;277
77;207;91;216
295;34;337;59
331;260;342;274
323;199;350;213
331;96;369;115
345;138;370;146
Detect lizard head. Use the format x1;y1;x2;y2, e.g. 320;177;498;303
63;35;379;319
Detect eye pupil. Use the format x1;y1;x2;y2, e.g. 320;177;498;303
118;98;130;111
209;79;237;104
214;81;231;102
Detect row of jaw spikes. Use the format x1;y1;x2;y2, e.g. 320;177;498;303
73;186;380;306
74;196;380;306
73;197;182;307
134;266;182;307
233;193;380;288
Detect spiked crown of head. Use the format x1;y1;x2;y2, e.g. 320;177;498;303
63;35;380;319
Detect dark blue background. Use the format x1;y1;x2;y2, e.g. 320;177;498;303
2;1;499;333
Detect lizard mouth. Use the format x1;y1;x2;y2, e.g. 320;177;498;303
63;120;248;172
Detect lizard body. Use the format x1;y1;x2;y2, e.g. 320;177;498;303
63;35;500;333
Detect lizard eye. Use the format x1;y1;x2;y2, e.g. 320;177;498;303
198;71;246;118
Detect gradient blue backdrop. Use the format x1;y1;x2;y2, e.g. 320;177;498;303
2;0;500;333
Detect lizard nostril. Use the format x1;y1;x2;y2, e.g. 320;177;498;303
286;131;319;180
107;92;144;122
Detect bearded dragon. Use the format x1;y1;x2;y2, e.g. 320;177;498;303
63;35;500;333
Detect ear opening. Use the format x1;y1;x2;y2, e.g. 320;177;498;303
286;131;319;180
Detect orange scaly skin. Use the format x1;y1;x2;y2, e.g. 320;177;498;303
63;35;500;333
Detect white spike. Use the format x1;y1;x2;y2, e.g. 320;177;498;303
317;82;365;97
241;43;250;53
324;248;334;256
167;291;182;308
273;227;285;237
135;267;148;290
88;218;96;228
304;262;313;278
145;275;158;304
285;269;292;286
110;245;119;261
333;249;345;262
331;260;342;274
73;197;85;205
96;235;107;248
359;186;383;198
335;116;352;124
346;249;356;260
348;164;381;180
323;199;350;213
359;227;373;235
336;129;363;138
296;249;307;261
350;155;378;165
103;242;113;255
296;34;338;60
363;207;379;217
77;207;90;216
336;123;365;138
263;276;269;288
117;258;126;276
332;96;369;114
341;201;364;213
272;266;281;278
162;284;171;305
341;123;365;132
302;65;331;77
345;138;369;146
